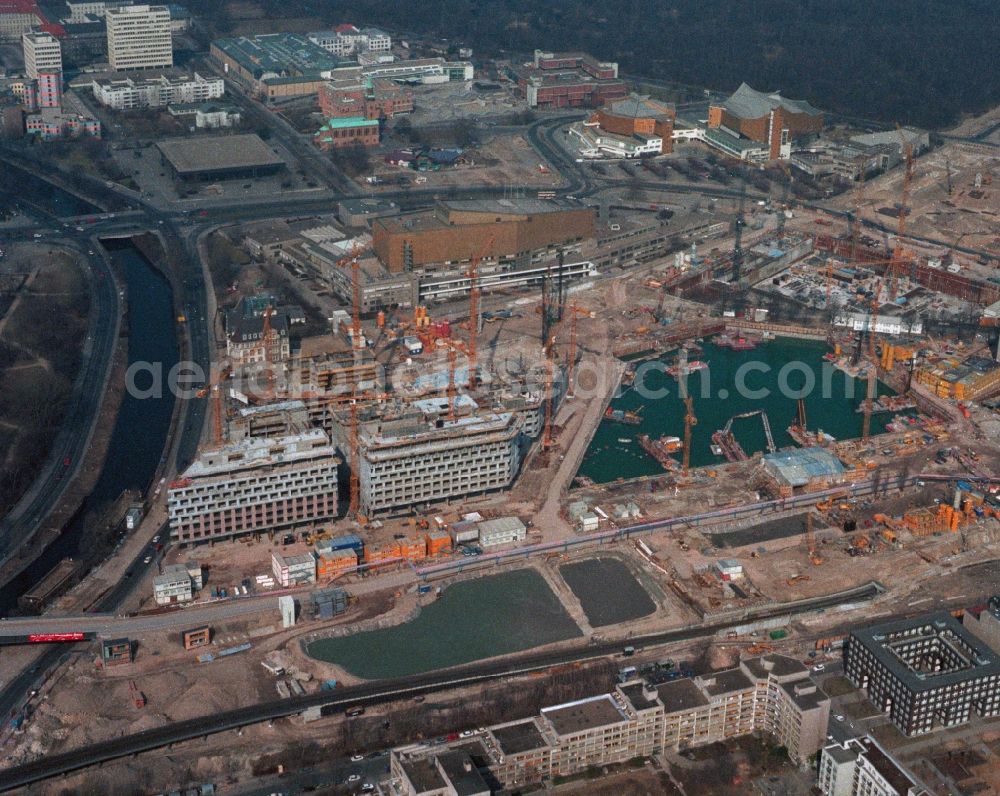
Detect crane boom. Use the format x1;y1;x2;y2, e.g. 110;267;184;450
682;396;696;476
467;235;496;391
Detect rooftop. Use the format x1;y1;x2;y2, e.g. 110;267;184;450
619;682;659;712
701;667;753;697
490;719;549;755
541;694;627;736
762;447;845;487
859;737;920;795
177;429;336;481
606;94;675;120
212;33;346;78
722;82;822;120
400;757;447;793
436;750;490;796
656;678;709;713
156;134;285;175
851;611;1000;691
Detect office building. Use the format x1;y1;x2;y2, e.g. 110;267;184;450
25;90;100;139
65;0;131;22
166;429;339;543
22;30;61;79
506;50;626;109
345;399;522;517
0;0;51;41
308;25;390;57
318;77;412;120
371;198;595;273
106;4;172;71
476;516;526;548
91;70;223;109
209;33;346;100
845;611;1000;735
35;69;60;107
819;737;929;796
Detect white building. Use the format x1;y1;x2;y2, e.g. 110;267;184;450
352;401;522;517
22;31;62;80
0;8;40;41
91;71;223;109
152;562;202;605
477;516;527;548
106;4;172;71
819;737;929;796
167;429;339;543
570;122;663;159
271;551;317;587
308;25;390;57
65;0;132;22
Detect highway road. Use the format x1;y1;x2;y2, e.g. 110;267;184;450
0;581;881;792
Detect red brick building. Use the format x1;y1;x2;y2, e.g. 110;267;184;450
318;77;413;120
708;83;822;160
506;50;627;109
594;95;676;154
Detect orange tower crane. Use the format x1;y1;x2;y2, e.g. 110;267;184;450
437;337;469;421
851;156;866;262
682;396;697;476
466;235;496;391
348;397;361;516
337;241;365;350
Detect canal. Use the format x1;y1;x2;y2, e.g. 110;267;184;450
578;337;895;484
307;569;582;679
0;242;178;612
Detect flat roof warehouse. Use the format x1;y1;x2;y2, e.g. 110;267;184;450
156;134;286;180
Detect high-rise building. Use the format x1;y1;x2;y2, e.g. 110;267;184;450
22;30;61;79
105;4;171;71
35;70;61;108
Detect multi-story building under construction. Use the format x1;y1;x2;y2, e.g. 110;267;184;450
167;429;339;543
335;396;523;517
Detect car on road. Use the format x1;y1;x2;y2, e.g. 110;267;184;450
350;754;364;762
812;664;825;672
459;730;475;738
143;556;152;564
88;250;94;255
834;714;845;721
360;784;375;793
63;456;71;467
152;535;160;543
346;774;361;783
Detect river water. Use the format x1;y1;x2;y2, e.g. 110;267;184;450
0;243;178;612
578;337;895;483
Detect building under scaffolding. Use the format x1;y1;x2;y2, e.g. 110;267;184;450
760;448;846;497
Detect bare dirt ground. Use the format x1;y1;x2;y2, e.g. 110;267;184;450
370;133;562;192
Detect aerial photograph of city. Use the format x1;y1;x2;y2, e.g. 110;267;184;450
0;1;999;794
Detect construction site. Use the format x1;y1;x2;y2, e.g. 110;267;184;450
10;83;1000;794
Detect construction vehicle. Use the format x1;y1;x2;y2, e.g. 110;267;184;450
746;643;774;655
786;575;811;586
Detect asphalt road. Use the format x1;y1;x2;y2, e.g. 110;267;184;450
0;581;881;792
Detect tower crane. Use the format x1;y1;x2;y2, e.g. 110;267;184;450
806;512;823;566
466;235;496;391
336;241;365;351
731;177;747;284
850;156;866;263
542;334;556;449
564;302;592;398
682;396;697;476
437;337;469;421
888;131;915;301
